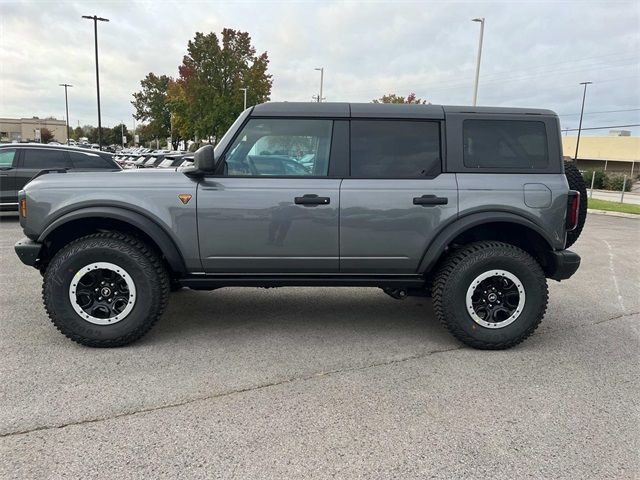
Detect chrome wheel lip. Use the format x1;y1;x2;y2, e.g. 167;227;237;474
68;262;136;325
465;269;525;329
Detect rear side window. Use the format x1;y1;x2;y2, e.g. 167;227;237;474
0;149;16;167
350;120;441;178
68;151;112;168
463;120;548;169
22;149;69;169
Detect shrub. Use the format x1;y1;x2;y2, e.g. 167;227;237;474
603;173;633;192
582;170;606;189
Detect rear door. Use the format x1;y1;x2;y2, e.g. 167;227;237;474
67;150;120;170
16;148;71;191
0;148;19;209
340;119;458;273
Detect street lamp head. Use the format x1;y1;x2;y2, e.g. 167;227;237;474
59;84;73;87
472;17;485;23
579;81;593;86
82;15;109;22
315;67;323;71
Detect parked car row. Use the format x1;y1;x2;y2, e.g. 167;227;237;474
113;148;195;169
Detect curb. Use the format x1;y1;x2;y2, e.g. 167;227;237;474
587;209;639;219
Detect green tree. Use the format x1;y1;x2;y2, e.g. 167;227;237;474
132;73;180;148
170;28;272;143
40;128;54;143
71;126;83;141
372;93;429;104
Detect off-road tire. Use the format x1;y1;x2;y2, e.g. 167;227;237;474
433;241;548;350
43;232;170;347
564;160;587;248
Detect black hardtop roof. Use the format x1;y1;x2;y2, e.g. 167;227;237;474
0;143;111;153
251;102;556;118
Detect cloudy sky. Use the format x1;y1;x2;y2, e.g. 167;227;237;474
1;0;639;135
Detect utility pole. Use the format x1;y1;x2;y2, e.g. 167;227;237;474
240;88;248;110
472;17;485;106
314;67;324;102
82;15;109;150
574;81;593;161
59;83;73;145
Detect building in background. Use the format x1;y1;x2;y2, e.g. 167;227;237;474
562;132;639;176
0;117;68;143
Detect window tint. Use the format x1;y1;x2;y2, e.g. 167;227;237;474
68;151;111;168
22;149;69;169
463;120;548;169
350;120;441;178
0;149;16;167
225;119;332;176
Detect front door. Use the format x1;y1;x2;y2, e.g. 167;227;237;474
17;148;71;191
340;119;458;273
197;118;340;273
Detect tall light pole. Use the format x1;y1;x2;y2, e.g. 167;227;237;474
314;67;324;102
574;81;593;161
82;15;109;150
472;17;485;107
59;83;73;145
239;87;248;110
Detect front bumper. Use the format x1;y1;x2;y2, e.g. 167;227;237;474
14;237;43;267
547;249;581;281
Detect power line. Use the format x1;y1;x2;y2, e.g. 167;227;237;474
558;108;640;117
561;123;640;132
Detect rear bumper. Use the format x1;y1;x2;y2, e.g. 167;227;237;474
14;237;43;267
547;249;581;281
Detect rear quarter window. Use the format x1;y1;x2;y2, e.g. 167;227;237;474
463;120;548;169
68;151;114;169
0;149;16;167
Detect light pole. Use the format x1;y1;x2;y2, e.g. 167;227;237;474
472;17;485;107
314;67;324;102
240;87;248;110
574;81;593;161
121;122;125;148
82;15;109;150
59;83;73;145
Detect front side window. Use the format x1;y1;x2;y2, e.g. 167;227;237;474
22;149;69;169
350;120;441;178
0;149;16;168
224;119;333;176
463;120;548;169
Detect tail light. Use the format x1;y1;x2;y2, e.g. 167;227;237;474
19;198;27;218
566;191;580;231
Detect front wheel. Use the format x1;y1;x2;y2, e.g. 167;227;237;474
43;232;170;347
432;241;548;350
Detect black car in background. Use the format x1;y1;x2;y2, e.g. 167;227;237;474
0;144;120;213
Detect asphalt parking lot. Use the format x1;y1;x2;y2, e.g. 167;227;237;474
0;214;638;479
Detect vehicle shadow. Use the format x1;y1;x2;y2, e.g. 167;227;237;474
149;287;452;347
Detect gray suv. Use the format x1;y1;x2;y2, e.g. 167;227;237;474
14;103;585;349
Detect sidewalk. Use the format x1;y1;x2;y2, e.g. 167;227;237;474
589;189;640;205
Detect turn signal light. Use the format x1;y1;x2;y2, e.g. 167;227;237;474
19;198;27;218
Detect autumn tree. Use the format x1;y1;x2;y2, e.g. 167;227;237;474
169;28;272;143
372;93;429;104
132;73;181;149
40;128;54;143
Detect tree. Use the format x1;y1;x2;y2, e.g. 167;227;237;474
40;128;54;143
132;73;180;148
71;126;83;141
372;93;429;104
169;28;272;143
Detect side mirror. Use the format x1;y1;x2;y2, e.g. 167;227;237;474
193;145;216;172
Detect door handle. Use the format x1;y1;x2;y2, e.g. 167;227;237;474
294;194;330;206
413;195;448;206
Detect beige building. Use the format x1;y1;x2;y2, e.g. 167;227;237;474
562;135;639;176
0;117;68;143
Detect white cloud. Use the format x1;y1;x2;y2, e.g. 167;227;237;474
1;0;638;135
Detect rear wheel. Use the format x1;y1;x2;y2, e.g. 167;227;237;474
433;241;548;349
564;160;587;248
43;232;170;347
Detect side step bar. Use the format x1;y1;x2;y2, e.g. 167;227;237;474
179;274;426;289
